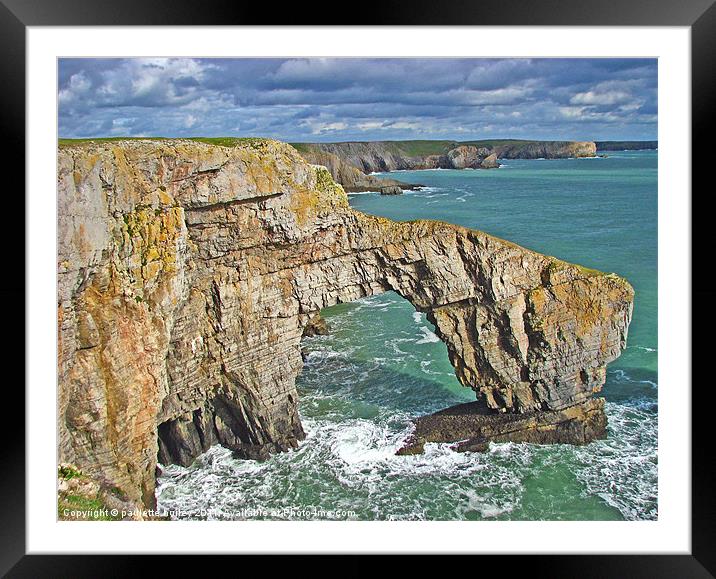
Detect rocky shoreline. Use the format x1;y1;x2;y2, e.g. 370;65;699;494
58;138;633;510
292;139;595;192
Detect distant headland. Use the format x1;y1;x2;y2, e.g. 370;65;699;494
289;139;656;193
595;141;658;151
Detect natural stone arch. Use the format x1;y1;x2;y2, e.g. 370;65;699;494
158;158;632;467
58;139;632;508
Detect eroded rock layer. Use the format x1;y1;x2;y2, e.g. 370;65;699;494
396;398;608;455
290;146;420;192
58;139;632;508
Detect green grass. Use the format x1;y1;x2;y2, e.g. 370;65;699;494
58;136;271;149
186;137;270;148
385;140;457;157
288;142;313;153
290;140;456;157
60;136;587;154
58;136;170;147
58;495;122;521
462;139;536;148
57;465;124;521
574;263;605;277
289;139;580;158
58;464;83;480
391;139;573;155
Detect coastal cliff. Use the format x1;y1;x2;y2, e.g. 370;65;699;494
289;146;420;193
595;141;658;151
58;138;632;511
292;140;596;191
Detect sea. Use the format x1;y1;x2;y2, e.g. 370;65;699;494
156;150;658;521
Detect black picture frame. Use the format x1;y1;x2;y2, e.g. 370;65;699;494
5;0;713;575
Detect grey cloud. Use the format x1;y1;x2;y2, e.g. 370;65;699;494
58;58;657;141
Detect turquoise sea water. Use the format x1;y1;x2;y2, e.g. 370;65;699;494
156;151;658;521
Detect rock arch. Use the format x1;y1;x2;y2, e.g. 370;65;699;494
58;140;633;508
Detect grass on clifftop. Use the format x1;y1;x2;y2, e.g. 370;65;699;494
58;136;271;148
289;139;581;158
186;137;270;148
384;140;456;156
57;495;120;521
57;464;123;521
389;139;551;155
60;136;588;154
289;140;457;157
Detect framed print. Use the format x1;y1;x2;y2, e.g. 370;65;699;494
6;0;714;575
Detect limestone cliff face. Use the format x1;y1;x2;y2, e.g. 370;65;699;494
297;141;417;173
490;140;596;159
445;145;494;168
292;147;419;192
58;139;632;509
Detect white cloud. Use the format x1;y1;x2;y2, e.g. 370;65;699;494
386;121;420;130
356;121;383;131
570;90;632;106
58;72;91;104
303;121;348;135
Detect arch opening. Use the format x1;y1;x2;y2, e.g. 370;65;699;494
297;291;475;426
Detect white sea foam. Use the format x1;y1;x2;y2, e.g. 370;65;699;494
612;369;658;389
420;360;444;376
630;345;657;353
412;186;444;194
355;296;396;308
573;402;658;521
156;408;524;521
156;397;657;521
157;275;656;521
416;326;440;344
303;348;352;364
454;489;516;519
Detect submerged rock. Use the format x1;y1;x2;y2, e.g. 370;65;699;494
396;398;607;455
58;138;632;509
380;185;403;195
302;314;330;336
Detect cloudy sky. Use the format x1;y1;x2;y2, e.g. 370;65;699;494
58;58;657;142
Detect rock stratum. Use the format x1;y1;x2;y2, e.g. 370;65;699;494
292;140;596;191
58;138;632;511
288;145;421;193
